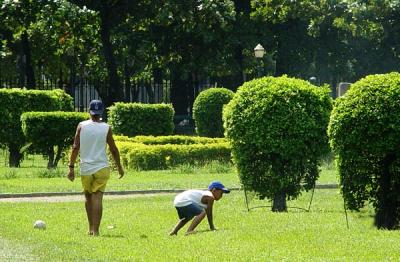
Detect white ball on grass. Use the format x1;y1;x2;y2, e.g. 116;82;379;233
33;220;46;230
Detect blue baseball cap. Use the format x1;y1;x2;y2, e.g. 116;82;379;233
208;181;230;193
89;100;104;115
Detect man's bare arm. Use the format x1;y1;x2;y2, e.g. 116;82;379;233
67;125;81;181
107;127;124;178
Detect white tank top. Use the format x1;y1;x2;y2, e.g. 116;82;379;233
79;120;109;175
174;190;213;208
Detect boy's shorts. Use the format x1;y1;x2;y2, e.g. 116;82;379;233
175;203;204;220
81;167;110;193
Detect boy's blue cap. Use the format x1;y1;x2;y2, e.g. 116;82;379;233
208;181;230;193
89;100;104;115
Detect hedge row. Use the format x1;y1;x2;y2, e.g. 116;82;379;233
114;135;227;145
108;102;174;136
21;111;88;168
0;88;73;167
114;141;231;170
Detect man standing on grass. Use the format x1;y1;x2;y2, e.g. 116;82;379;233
67;100;124;236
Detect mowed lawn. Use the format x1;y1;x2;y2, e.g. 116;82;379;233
1;190;400;261
0;154;337;194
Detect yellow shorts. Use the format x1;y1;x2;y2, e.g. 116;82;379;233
81;167;110;193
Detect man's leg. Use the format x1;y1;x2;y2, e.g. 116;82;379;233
186;211;206;234
170;218;190;235
91;191;104;236
84;193;94;235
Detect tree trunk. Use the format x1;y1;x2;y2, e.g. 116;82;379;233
330;75;338;99
188;73;196;115
232;0;250;89
144;82;155;103
53;146;64;168
21;30;35;89
374;154;398;229
153;68;163;102
124;61;131;102
274;37;286;77
272;191;287;212
99;1;123;108
233;45;245;89
66;59;75;98
47;147;55;169
271;154;287;212
171;70;189;116
58;67;64;89
9;145;23;167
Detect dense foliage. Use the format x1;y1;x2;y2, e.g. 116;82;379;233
328;72;400;229
112;135;230;170
108;102;174;136
115;141;231;171
224;76;332;211
3;1;400;114
193;87;235;137
21;111;88;168
0;88;73;167
114;135;226;145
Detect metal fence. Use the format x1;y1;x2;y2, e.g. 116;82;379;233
0;75;172;112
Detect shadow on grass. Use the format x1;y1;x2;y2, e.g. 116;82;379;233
185;229;221;236
101;234;125;238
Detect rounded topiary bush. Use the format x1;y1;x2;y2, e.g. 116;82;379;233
328;72;400;230
193;87;234;137
224;76;332;211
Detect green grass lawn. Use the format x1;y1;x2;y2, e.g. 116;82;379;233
0;153;338;194
0;190;399;261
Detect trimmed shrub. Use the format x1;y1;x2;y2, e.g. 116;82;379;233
0;88;73;167
114;141;231;170
21;112;88;168
328;72;400;230
114;135;227;145
193;87;234;137
108;102;174;136
224;76;332;211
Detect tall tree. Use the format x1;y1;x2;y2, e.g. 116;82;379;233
334;0;400;81
0;0;47;88
147;0;237;115
68;0;134;107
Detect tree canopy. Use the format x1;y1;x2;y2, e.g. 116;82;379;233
1;0;400;108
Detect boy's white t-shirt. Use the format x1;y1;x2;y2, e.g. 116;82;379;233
79;120;109;175
174;190;213;208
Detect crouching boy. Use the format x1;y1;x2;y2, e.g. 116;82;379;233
169;181;230;235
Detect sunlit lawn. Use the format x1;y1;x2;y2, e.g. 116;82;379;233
0;153;338;194
0;152;397;261
0;190;399;261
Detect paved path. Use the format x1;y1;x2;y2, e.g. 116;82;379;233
0;193;174;203
0;184;338;203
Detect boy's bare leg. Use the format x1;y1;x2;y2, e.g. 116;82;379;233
170;218;190;235
84;193;94;235
91;191;104;236
186;211;206;234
